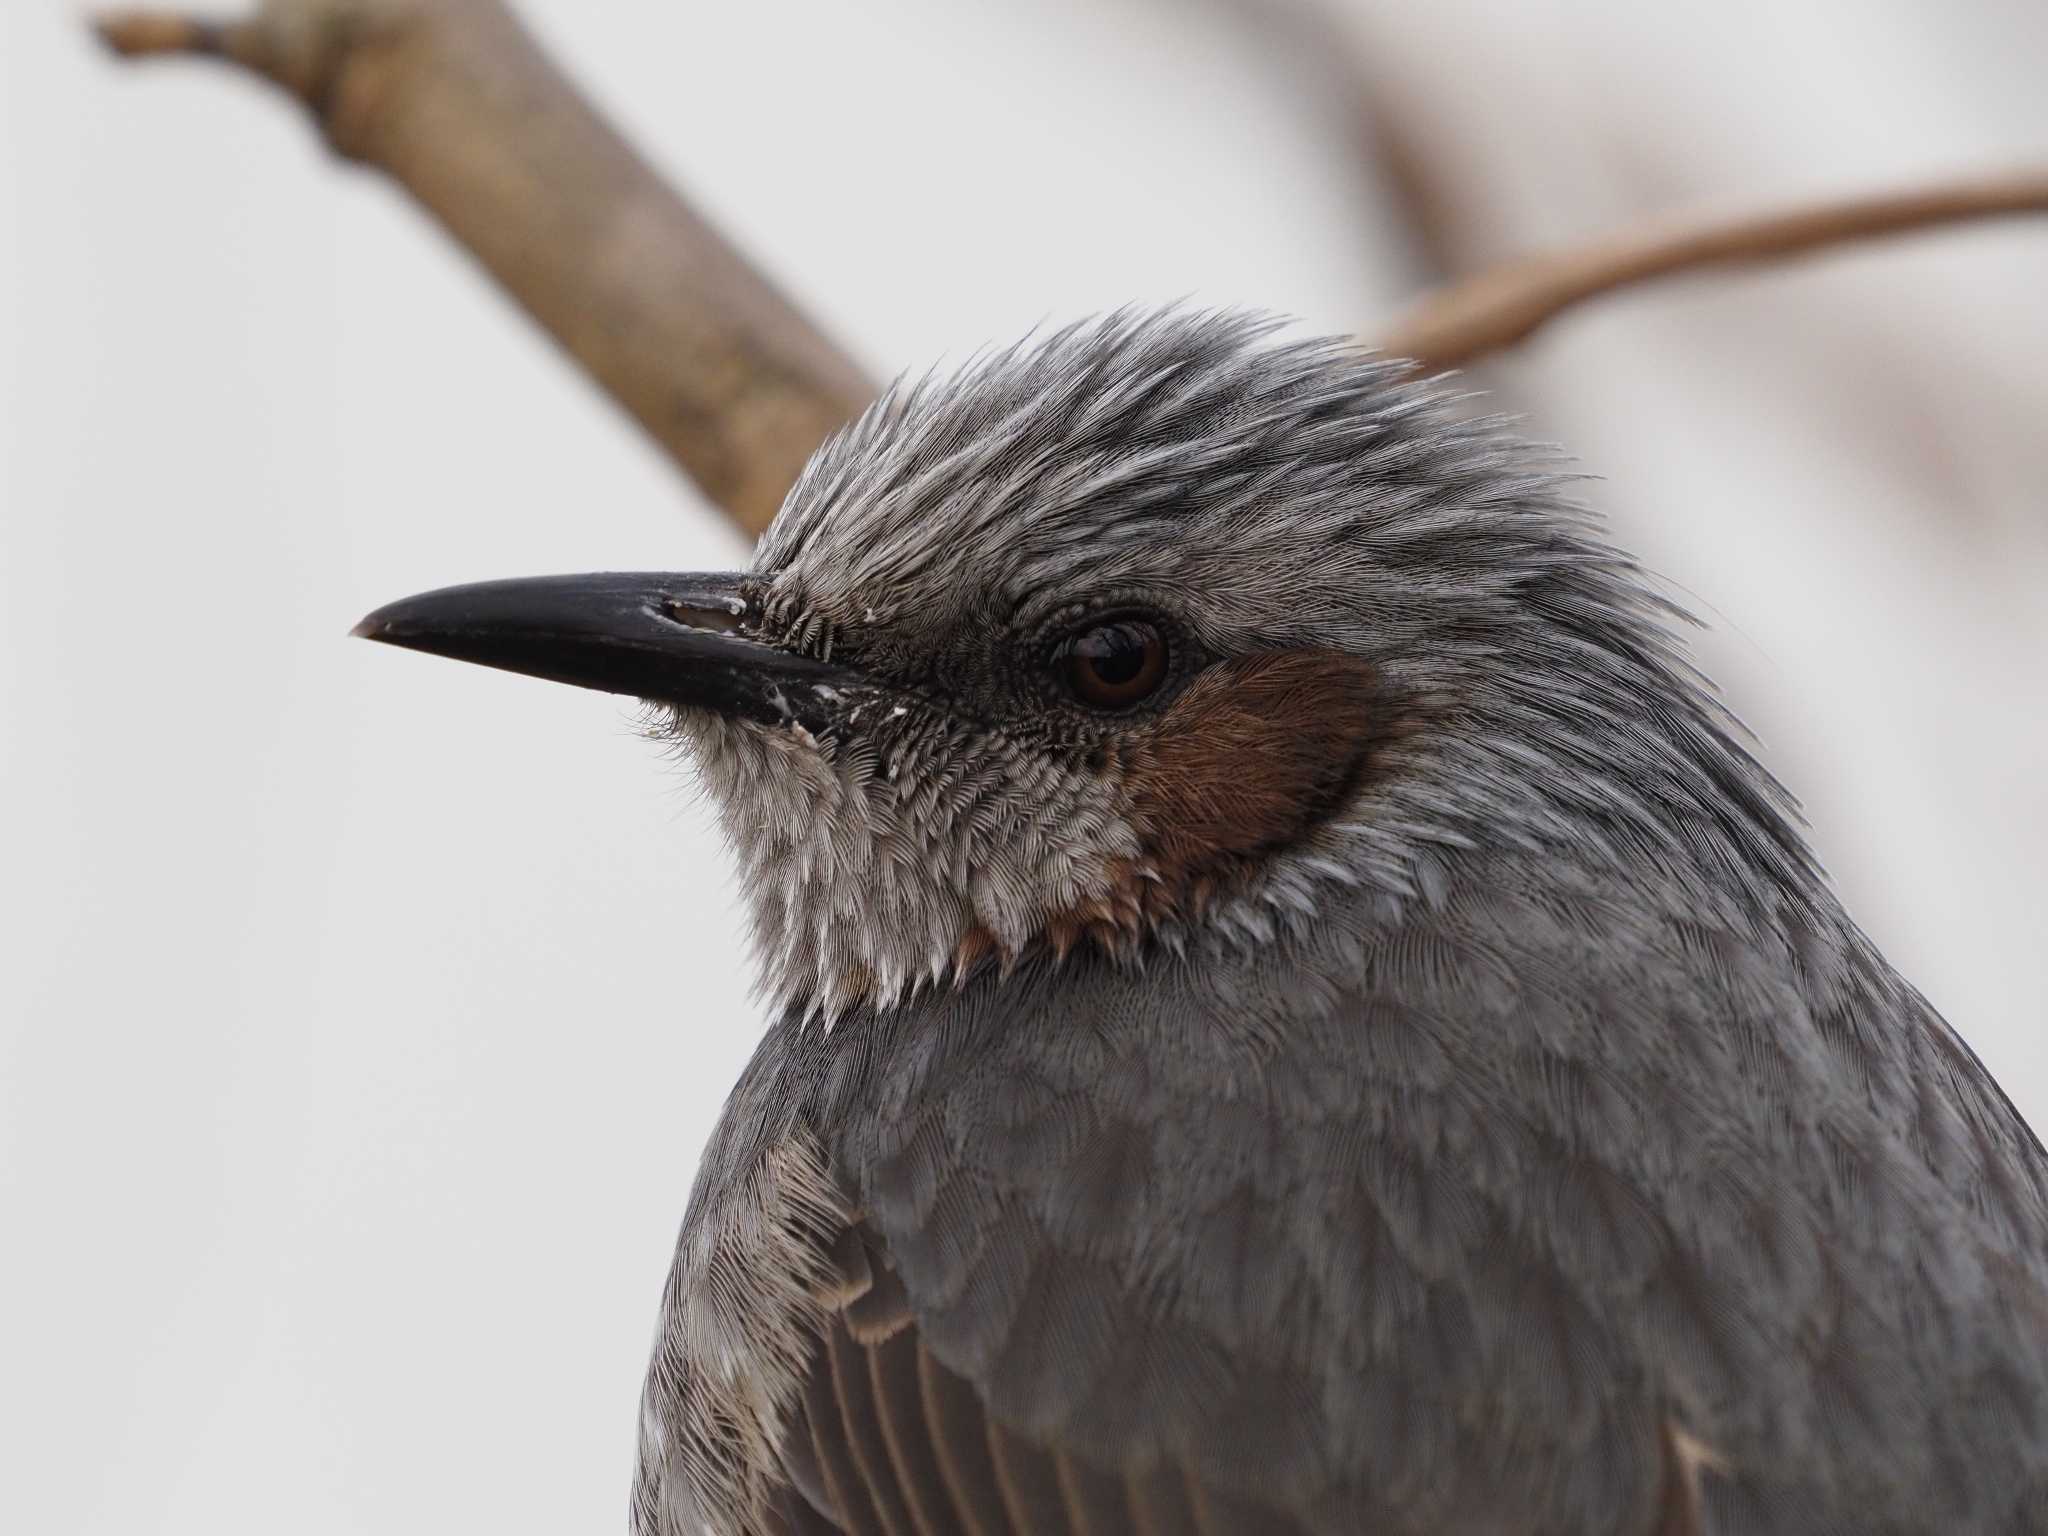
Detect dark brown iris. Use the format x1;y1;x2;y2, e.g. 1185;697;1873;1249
1061;619;1170;709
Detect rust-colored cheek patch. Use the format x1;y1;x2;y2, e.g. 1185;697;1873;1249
1123;649;1383;889
968;650;1386;976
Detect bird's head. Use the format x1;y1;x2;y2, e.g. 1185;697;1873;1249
358;309;1810;1021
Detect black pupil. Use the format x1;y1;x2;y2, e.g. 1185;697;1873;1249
1083;627;1147;686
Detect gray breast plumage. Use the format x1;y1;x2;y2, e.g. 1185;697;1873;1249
632;850;2048;1536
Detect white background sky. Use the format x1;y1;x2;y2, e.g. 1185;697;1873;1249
5;1;2045;1532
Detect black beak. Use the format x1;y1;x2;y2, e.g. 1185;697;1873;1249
352;572;865;730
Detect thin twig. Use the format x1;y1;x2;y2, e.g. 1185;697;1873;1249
94;8;2048;511
1382;171;2048;368
96;0;877;539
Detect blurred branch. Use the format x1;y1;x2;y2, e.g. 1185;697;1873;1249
95;0;876;539
92;5;2048;527
1383;171;2048;368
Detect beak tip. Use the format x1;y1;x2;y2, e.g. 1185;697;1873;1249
352;600;419;644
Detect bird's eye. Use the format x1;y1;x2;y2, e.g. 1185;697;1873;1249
1059;619;1170;710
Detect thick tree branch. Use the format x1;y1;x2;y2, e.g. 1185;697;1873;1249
1381;171;2048;369
97;4;2048;533
97;0;877;539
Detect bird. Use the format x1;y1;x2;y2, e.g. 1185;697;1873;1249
354;308;2048;1535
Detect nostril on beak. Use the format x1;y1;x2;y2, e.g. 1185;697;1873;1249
658;594;748;637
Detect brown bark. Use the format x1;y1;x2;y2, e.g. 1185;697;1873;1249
98;3;2048;531
97;0;876;539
